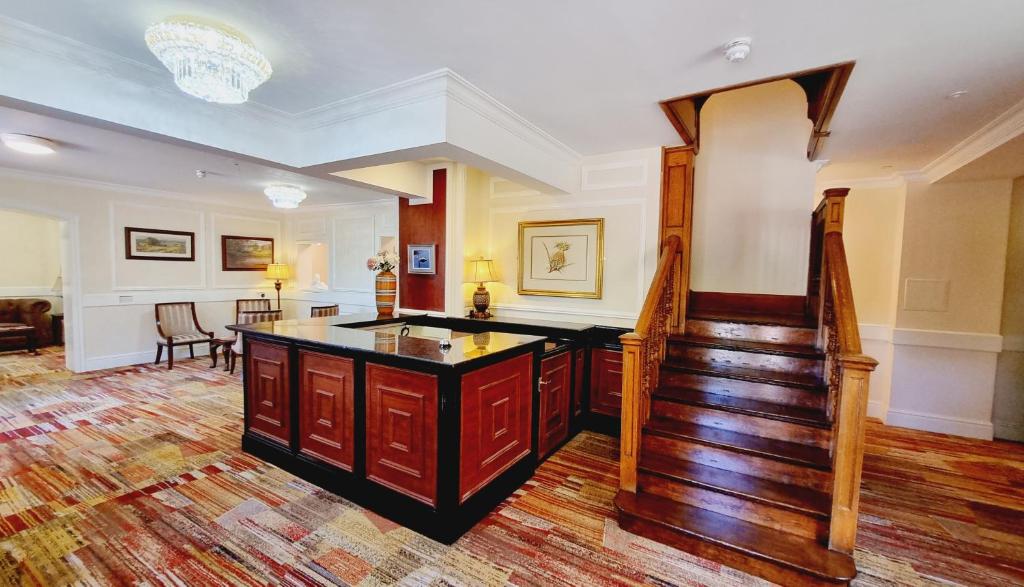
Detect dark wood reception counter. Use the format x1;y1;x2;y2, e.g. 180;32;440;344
229;311;627;542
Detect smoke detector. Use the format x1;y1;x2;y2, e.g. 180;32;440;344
723;37;752;63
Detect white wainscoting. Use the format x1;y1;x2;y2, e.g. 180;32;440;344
886;328;1002;440
858;324;894;421
0;286;56;297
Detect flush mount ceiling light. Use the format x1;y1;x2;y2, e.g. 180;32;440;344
264;184;307;209
946;89;969;100
145;18;272;104
723;37;752;63
1;133;57;155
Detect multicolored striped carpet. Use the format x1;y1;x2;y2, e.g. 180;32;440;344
1;348;1022;586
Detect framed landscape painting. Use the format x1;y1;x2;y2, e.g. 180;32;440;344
517;218;604;298
124;227;195;261
221;235;274;271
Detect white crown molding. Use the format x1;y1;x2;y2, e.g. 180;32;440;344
922;97;1024;182
0;166;276;213
818;175;906;190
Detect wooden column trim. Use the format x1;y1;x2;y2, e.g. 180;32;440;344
618;333;643;493
823;187;849;235
659;146;694;333
829;355;877;553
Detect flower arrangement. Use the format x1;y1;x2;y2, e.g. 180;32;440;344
366;250;400;273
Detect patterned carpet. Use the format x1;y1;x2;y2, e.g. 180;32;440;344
0;348;1022;586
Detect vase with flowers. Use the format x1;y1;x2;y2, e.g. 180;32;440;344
367;250;400;315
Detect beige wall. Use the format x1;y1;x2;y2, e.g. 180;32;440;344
895;180;1012;333
0;209;62;292
994;176;1024;441
691;80;816;295
459;147;663;327
0;172;284;371
841;186;906;326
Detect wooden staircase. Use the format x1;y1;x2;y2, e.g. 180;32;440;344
615;189;877;585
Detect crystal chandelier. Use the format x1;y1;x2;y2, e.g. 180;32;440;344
264;185;307;209
145;19;272;104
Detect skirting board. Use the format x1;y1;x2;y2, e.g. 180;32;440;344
84;343;214;372
886;408;994;440
867;400;887;421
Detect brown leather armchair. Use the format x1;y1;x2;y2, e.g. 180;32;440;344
0;298;53;349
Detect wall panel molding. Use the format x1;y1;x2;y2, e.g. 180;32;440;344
892;328;1002;353
581;159;648;191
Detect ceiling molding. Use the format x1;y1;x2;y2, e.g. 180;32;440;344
817;174;906;190
921;97;1024;183
0;165;279;213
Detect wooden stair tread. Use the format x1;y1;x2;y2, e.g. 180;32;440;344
669;334;824;359
662;358;825;390
615;491;855;582
640;453;831;518
655;386;830;428
645;418;833;470
687;309;817;329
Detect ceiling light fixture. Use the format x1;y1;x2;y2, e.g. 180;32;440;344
723;37;752;63
1;133;57;155
946;90;969;100
264;184;307;209
145;18;272;104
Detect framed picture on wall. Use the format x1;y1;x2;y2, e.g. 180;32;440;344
407;244;436;274
124;227;195;261
518;218;604;298
221;235;275;271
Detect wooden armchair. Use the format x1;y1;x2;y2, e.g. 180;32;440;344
229;309;283;374
310;304;340;318
154;302;213;370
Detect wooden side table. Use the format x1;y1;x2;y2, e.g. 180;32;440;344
209;337;235;370
52;313;64;346
0;324;39;355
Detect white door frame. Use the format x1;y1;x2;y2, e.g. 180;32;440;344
0;202;85;372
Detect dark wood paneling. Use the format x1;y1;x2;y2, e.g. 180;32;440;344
365;363;438;506
688;291;807;317
590;348;624;417
539;351;571;457
298;351;355;471
398;168;446;312
573;348;585;418
459;353;532;503
246;340;291;444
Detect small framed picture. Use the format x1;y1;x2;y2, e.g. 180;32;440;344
124;227;195;261
222;235;275;271
408;244;436;274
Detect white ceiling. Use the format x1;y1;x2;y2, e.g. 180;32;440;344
0;104;390;209
0;0;1023;184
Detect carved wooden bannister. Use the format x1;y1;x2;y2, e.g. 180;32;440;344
812;188;878;554
619;234;682;493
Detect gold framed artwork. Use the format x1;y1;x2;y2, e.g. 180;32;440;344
221;235;275;271
517;218;604;298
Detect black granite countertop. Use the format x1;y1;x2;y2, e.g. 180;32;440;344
228;313;546;367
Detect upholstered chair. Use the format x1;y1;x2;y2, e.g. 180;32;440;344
229;309;283;374
236;298;272;318
154;302;214;370
310;304;340;318
0;298;52;350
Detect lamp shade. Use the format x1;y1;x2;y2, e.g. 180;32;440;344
466;258;497;283
265;263;290;280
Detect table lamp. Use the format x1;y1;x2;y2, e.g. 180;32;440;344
466;258;497;318
265;263;290;309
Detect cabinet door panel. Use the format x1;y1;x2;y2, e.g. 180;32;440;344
460;354;532;503
590;348;624;417
299;352;354;471
246;340;291;444
365;364;438;506
539;352;571;457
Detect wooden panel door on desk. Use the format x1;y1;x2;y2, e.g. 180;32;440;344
539;352;571;457
298;351;355;471
460;354;532;503
590;348;624;417
247;340;291;444
365;364;438;506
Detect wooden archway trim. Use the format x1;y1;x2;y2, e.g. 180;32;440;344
660;61;854;160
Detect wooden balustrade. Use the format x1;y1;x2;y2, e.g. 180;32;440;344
619;235;682;493
811;188;878;554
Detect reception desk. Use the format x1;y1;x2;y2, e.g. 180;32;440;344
229;312;625;542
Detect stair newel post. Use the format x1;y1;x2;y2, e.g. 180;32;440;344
619;332;645;493
814;188;850;351
829;354;877;553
